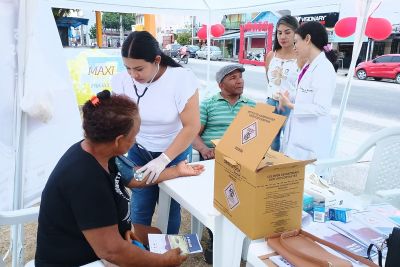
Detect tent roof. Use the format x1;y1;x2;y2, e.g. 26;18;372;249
48;0;339;16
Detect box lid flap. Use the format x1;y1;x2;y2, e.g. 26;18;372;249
256;149;316;170
216;103;286;171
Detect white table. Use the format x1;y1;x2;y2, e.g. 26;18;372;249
156;159;246;267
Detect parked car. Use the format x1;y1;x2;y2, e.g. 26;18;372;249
195;46;223;60
355;54;400;83
162;43;182;57
185;45;200;58
186;45;200;57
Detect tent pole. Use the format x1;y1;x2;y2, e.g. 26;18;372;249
330;0;373;157
206;10;211;88
12;0;29;266
365;38;370;61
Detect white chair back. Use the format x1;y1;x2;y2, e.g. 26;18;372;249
315;127;400;207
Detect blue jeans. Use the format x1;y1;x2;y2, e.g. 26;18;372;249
266;98;291;152
128;144;192;234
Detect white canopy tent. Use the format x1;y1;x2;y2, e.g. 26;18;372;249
1;0;378;266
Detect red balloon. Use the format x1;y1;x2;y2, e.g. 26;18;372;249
365;17;392;40
211;24;225;37
334;17;357;38
197;26;207;40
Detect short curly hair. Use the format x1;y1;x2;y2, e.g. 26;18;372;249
82;90;139;143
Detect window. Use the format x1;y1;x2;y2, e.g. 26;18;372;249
391;56;400;63
375;56;392;63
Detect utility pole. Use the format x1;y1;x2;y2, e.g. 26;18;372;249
120;13;124;45
95;11;102;48
192;16;195;45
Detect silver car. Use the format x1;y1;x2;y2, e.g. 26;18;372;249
195;46;223;60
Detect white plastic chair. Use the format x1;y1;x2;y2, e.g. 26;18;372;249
0;206;39;267
315;127;400;207
0;207;105;267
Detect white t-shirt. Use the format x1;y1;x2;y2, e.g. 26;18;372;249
111;66;199;151
266;53;299;100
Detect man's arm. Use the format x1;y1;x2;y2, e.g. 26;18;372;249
192;125;215;160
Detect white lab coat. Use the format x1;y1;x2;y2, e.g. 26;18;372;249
281;52;336;160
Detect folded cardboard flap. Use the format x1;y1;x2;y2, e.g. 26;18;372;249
256;149;315;171
215;104;287;172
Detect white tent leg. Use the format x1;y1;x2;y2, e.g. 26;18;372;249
11;225;24;267
330;0;373;157
12;0;30;265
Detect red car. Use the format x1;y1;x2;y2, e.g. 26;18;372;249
355;54;400;83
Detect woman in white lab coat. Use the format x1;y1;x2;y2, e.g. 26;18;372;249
279;21;338;161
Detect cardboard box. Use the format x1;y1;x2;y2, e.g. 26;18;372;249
213;104;314;239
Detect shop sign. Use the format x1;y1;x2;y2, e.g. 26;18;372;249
295;12;339;28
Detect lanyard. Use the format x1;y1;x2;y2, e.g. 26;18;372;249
297;64;310;85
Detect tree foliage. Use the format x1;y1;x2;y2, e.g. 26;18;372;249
176;32;192;45
89;24;97;39
102;12;135;31
52;8;78;20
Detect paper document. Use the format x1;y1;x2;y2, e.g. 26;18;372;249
148;234;202;254
367;203;400;227
304;222;370;257
329;220;386;248
352;210;397;237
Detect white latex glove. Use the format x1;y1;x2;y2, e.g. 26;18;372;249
137;153;171;184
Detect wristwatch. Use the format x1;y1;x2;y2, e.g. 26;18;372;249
133;171;145;182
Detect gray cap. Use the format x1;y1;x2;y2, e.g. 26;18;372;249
215;64;245;84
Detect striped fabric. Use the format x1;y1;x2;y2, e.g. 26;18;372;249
200;93;256;148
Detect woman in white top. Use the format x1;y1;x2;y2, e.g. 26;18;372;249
264;15;300;152
279;21;339;161
112;31;200;234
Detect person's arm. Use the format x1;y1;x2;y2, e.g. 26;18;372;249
135;90;200;184
264;51;274;80
164;90;200;160
83;225;187;267
192;125;215;160
278;90;295;110
127;161;205;188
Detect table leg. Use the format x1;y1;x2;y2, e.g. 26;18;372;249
213;216;246;267
242;237;251;260
191;215;204;238
156;188;171;233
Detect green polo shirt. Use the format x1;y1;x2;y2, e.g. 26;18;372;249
200;93;256;148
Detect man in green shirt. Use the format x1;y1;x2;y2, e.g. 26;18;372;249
193;64;256;160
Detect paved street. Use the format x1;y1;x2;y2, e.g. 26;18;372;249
185;58;400;157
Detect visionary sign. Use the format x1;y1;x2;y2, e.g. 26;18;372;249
295;12;339;28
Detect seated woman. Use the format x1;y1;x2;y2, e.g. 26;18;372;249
35;90;204;267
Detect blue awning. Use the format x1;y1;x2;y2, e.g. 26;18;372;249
56;17;89;28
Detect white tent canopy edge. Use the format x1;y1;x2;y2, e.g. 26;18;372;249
2;0;375;266
48;0;340;16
